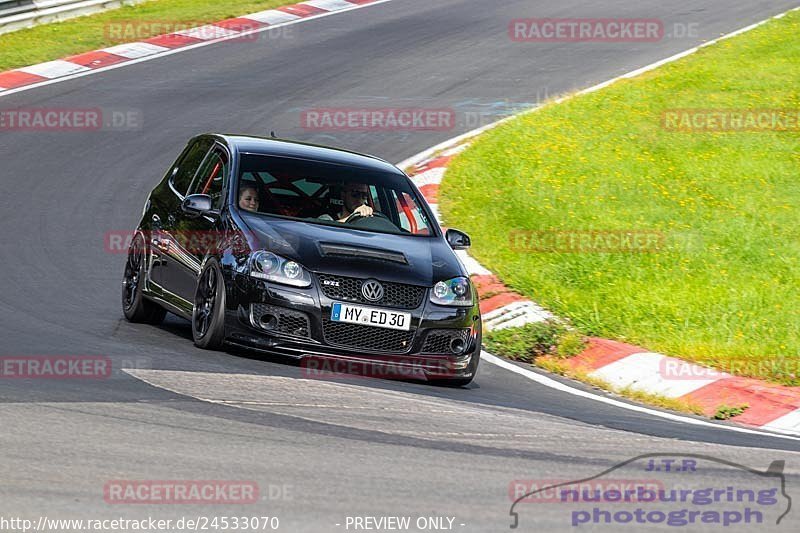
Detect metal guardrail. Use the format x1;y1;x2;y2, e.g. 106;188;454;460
0;0;142;36
0;0;36;17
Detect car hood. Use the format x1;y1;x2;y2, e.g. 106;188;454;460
239;213;465;286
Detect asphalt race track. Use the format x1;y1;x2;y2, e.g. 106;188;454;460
1;0;799;531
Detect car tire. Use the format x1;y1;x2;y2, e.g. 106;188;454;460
122;233;167;324
192;259;226;350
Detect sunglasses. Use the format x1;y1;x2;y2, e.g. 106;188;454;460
348;191;370;199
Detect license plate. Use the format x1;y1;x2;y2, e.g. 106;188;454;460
330;302;411;331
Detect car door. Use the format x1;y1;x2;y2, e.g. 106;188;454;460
161;143;230;304
150;137;213;303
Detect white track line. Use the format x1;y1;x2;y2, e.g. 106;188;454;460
0;0;396;98
482;353;800;442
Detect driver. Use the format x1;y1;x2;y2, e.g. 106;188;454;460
337;183;374;222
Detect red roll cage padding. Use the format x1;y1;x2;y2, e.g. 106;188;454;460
396;193;417;234
201;161;222;195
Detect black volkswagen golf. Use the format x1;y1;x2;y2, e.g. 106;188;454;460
122;134;481;385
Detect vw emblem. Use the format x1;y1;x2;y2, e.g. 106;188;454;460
361;279;384;302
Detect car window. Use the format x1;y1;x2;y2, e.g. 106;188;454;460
188;146;229;210
236;154;433;237
271;188;298;197
170;138;213;196
294;178;325;196
395;191;430;235
242;171;277;185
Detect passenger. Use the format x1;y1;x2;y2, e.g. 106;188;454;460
238;184;260;212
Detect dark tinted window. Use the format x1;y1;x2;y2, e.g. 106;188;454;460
236;154;433;236
170;138;212;196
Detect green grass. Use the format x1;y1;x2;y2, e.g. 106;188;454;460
0;0;296;72
713;404;749;420
483;320;586;363
443;12;800;385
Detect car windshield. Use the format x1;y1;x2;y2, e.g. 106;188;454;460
236;153;434;236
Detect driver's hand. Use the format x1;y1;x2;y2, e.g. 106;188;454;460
353;204;373;217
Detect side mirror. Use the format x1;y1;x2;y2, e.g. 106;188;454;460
445;228;471;250
181;194;213;217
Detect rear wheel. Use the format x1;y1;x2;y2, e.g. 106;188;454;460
192;259;226;350
122;234;166;324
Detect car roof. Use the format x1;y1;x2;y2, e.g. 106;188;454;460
209;134;403;175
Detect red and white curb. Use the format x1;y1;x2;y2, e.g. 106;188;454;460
565;339;800;435
0;0;387;96
401;6;800;437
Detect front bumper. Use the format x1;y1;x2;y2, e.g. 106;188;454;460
224;274;481;380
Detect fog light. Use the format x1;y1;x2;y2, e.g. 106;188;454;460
259;314;278;330
450;338;466;354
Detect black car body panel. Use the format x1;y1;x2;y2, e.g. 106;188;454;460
128;134;481;382
238;213;464;285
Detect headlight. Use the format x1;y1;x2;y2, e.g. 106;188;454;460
250;251;311;288
430;276;473;306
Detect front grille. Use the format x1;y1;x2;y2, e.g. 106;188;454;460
317;274;425;309
252;304;311;338
322;319;415;353
421;329;471;354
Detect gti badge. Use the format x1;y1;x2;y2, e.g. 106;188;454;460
361;279;384;302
